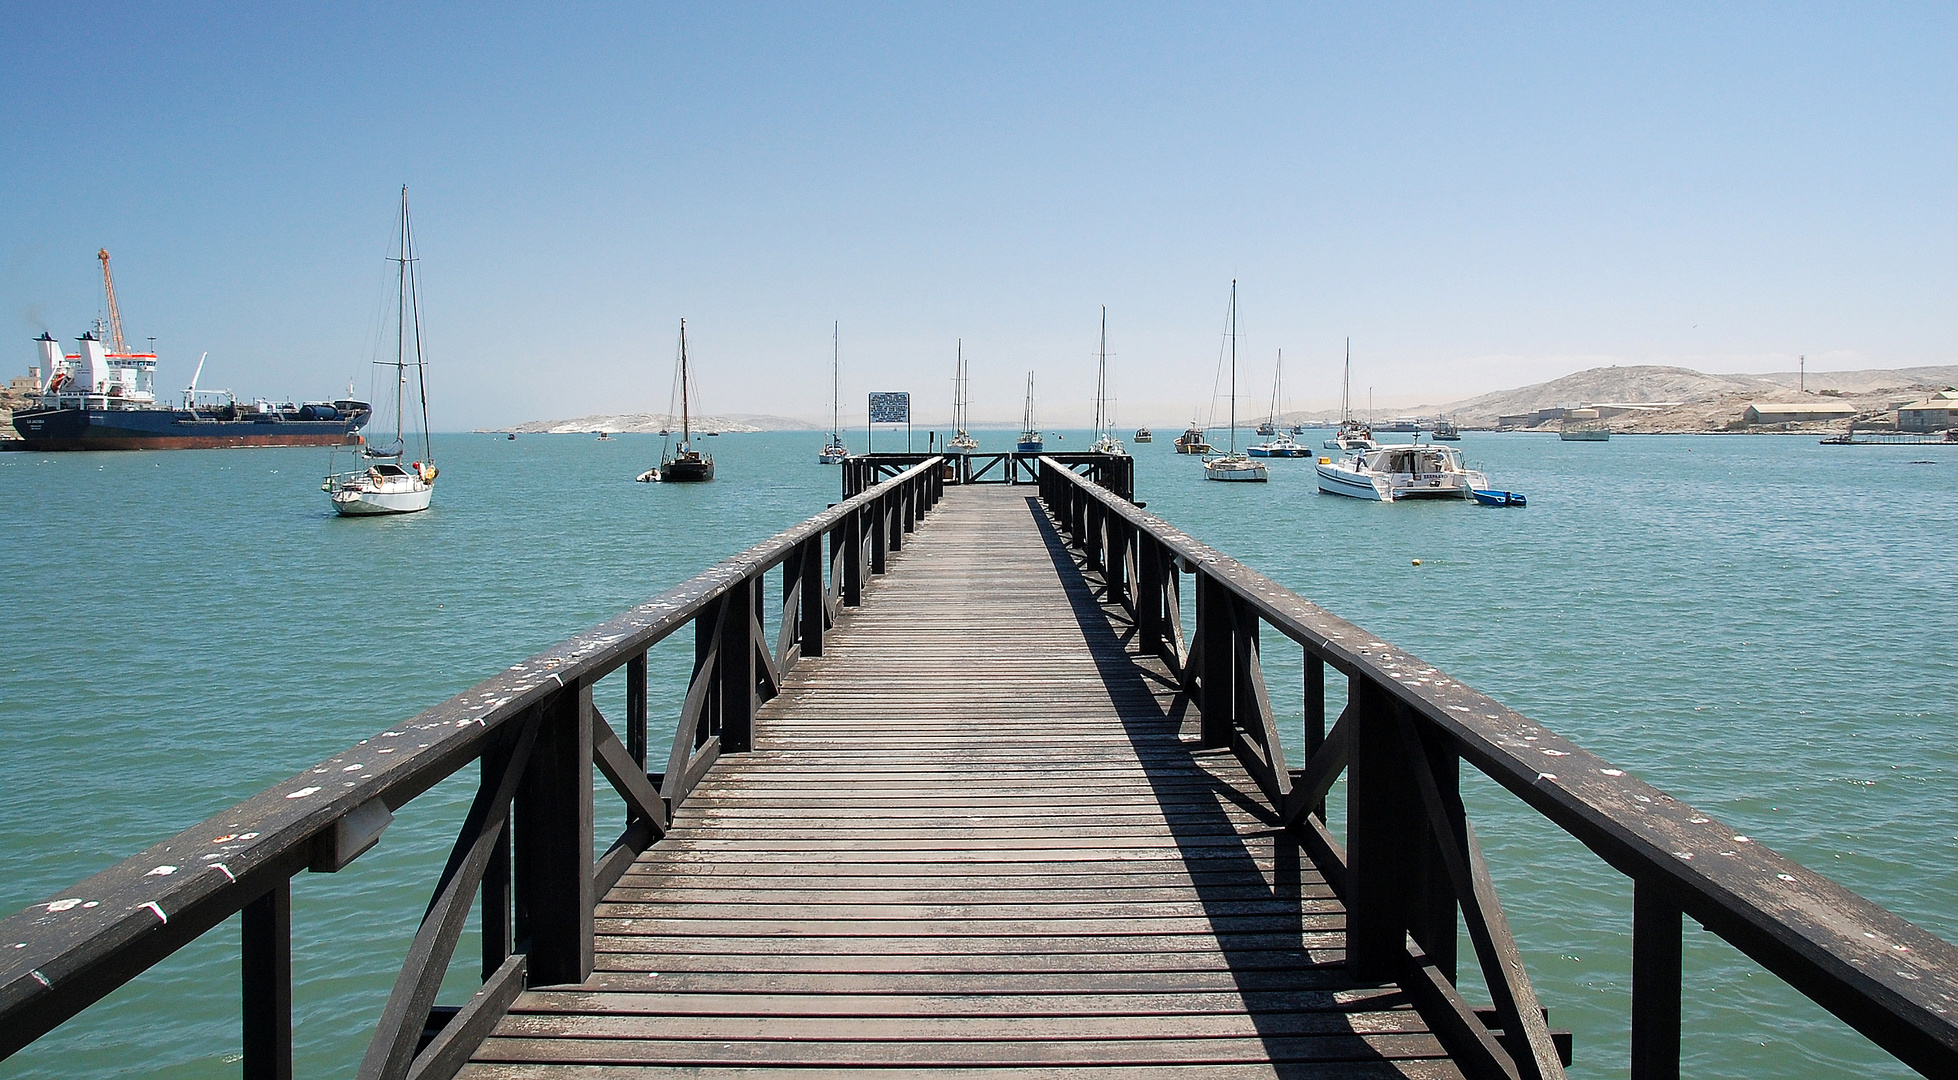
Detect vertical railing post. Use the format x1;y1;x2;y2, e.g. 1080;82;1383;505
1345;677;1421;982
871;497;888;573
482;734;513;980
841;511;862;606
1138;537;1163;656
515;681;594;987
1304;653;1326;821
800;535;825;657
902;479;915;534
1632;881;1684;1080
626;652;647;769
1197;572;1234;747
241;880;291;1080
720;576;755;752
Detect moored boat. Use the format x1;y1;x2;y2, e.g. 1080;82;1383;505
1017;372;1044;453
949;339;978;452
1134;427;1153;442
13;251;370;451
1315;443;1485;502
644;319;714;482
819;322;848;463
1087;307;1126;456
1204;281;1268;483
1431;418;1461;441
1173;422;1213;454
1321;339;1376;450
1247;431;1309;457
1471;488;1527;507
323;188;436;516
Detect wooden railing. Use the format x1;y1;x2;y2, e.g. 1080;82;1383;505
1036;456;1958;1080
0;457;947;1080
844;450;1133;501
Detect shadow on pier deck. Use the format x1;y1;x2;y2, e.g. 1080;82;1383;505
473;485;1448;1077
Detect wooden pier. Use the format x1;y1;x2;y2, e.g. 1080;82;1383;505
3;456;1955;1080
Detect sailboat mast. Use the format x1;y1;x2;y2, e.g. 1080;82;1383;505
831;322;840;440
680;319;692;444
1095;307;1108;438
1228;280;1237;454
1271;348;1282;427
1342;338;1351;424
394;186;409;450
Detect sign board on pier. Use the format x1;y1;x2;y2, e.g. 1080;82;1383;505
868;392;910;424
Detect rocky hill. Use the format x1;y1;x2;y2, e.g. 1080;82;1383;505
1435;364;1958;428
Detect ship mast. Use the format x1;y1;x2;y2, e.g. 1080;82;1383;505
1228;281;1237;454
1095;307;1109;440
831;322;840;442
393;190;410;452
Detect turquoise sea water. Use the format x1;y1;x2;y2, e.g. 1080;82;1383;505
1;430;1952;1077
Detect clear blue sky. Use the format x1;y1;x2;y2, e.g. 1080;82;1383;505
4;4;1952;428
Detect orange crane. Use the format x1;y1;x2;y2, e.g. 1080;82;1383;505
97;248;127;355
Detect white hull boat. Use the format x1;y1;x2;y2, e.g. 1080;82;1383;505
325;187;438;517
1315;444;1486;501
330;462;436;514
1204;453;1269;482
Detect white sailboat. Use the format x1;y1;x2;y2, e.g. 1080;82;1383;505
1204;281;1268;483
1249;349;1307;457
1088;307;1125;456
1324;338;1376;451
949;339;978;451
1017;373;1043;453
323;186;437;516
819;322;847;463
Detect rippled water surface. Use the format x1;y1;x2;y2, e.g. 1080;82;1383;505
1;430;1953;1077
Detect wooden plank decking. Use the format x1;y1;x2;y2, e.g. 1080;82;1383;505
464;484;1463;1078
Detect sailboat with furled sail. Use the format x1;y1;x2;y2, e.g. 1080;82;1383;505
949;340;978;451
1203;280;1268;483
1017;373;1043;453
639;319;714;482
323;186;438;515
819;322;847;463
1088;307;1125;455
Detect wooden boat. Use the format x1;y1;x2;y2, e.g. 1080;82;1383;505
642;319;714;482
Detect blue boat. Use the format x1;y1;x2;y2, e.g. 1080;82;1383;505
1471;489;1527;507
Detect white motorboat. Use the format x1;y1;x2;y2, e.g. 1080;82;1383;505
1315;442;1487;501
1204;281;1268;483
1247;431;1309;457
325;187;437;516
819;322;848;463
1088;307;1126;456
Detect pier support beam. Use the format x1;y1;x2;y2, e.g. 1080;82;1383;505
1632;882;1683;1080
515;683;593;987
241;880;291;1080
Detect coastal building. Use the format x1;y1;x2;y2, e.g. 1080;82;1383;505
1744;401;1859;425
1898;388;1958;432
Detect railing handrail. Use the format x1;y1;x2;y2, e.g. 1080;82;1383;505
0;455;946;1060
1037;455;1958;1075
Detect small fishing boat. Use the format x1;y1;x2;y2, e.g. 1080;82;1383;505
1017;372;1044;453
641;319;714;482
1561;418;1609;441
1134;427;1153;442
506;433;516;440
1087;308;1126;456
1204;282;1268;483
1174;422;1213;454
949;339;978;452
819;322;848;463
1470;488;1527;507
1315;443;1486;501
324;187;438;516
595;430;612;441
1431;418;1461;441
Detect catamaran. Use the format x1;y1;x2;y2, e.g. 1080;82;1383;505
1088;307;1125;456
1315;442;1487;501
1204;282;1267;483
323;187;437;516
640;319;714;482
1017;372;1044;453
819;322;847;463
949;339;978;452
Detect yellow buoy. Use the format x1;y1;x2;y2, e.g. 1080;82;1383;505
1411;559;1422;566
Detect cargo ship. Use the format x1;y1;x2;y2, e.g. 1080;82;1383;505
7;251;370;451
